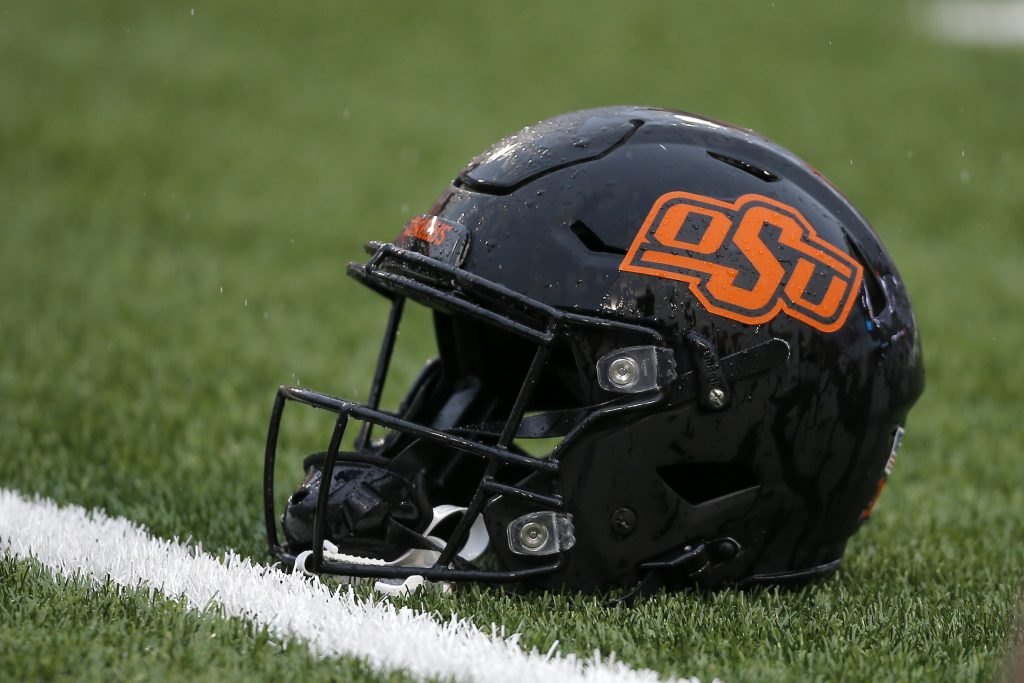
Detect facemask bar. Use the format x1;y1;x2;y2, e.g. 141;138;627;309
349;241;661;346
264;384;567;582
263;241;669;583
352;295;405;451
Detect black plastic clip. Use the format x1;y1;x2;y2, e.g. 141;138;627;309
685;332;730;410
606;543;711;606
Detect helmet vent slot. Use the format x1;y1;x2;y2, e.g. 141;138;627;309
657;462;758;505
844;236;889;318
707;151;780;183
569;220;627;255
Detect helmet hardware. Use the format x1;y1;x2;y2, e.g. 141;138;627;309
685;332;731;410
507;511;576;556
707;387;727;409
518;521;549;550
610;506;637;537
595;345;677;394
608;357;640;389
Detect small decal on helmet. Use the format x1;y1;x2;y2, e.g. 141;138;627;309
395;215;471;267
619;192;863;333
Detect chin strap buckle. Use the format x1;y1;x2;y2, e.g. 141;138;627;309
685;332;730;410
607;543;712;606
675;334;791;410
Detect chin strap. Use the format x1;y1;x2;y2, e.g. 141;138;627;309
293;505;489;596
605;543;711;606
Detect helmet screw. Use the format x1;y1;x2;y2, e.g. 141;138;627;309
608;357;640;389
518;521;549;550
707;387;726;408
610;506;637;537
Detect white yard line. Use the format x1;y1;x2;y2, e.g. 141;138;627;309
927;1;1024;45
0;489;705;683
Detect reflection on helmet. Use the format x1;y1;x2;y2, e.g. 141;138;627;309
262;106;924;598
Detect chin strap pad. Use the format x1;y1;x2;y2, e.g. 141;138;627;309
293;505;488;596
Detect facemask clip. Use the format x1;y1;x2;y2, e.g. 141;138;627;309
507;511;575;556
595;346;676;394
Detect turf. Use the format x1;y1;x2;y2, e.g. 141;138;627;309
0;556;415;683
1;1;1023;681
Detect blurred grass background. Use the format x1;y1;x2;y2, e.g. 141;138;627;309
1;1;1022;681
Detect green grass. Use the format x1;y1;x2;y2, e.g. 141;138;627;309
2;1;1023;681
0;555;415;683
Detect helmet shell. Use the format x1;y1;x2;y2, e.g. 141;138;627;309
425;106;924;590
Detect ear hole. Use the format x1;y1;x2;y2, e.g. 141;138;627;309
657;462;759;505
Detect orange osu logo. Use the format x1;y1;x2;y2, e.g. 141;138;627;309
619;192;863;333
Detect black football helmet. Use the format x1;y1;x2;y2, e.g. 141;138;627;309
262;106;924;597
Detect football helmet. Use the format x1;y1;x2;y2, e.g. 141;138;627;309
262;106;924;597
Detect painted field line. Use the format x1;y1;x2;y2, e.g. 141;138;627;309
928;1;1024;45
0;489;707;683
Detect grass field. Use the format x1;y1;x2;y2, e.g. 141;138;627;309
2;1;1023;681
